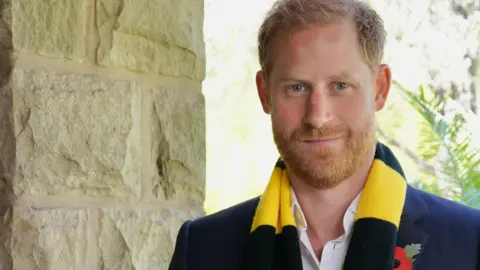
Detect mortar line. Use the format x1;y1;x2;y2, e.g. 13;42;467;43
13;53;201;91
85;0;99;64
86;209;100;270
139;82;155;198
14;194;205;213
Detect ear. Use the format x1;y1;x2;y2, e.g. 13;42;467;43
256;70;271;114
374;64;391;111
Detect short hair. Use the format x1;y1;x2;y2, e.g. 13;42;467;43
258;0;387;76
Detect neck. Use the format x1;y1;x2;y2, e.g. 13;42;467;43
289;147;376;256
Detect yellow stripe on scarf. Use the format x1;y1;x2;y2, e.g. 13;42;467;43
250;166;296;234
250;157;407;233
355;159;407;228
245;144;408;270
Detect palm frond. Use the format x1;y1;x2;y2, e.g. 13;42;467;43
392;80;480;208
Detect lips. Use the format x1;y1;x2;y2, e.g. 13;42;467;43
302;135;343;142
303;137;341;142
300;137;343;148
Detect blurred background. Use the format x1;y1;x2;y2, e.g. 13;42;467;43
203;0;480;214
7;1;480;268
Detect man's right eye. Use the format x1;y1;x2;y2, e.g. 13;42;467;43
286;84;305;93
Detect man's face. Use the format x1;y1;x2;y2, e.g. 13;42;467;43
256;20;391;189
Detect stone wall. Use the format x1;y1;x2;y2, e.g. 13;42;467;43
0;0;206;269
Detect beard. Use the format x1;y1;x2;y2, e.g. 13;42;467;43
272;118;375;190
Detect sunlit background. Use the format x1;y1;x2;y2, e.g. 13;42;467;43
203;0;480;214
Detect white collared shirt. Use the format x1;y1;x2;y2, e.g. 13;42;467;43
291;188;362;270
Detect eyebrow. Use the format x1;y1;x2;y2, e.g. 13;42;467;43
330;72;350;79
328;72;361;81
276;72;360;84
277;77;309;84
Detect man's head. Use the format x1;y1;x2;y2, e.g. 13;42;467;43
256;0;391;189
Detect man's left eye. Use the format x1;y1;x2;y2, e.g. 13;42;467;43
335;83;349;90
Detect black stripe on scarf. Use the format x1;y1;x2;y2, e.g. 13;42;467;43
343;218;398;269
242;142;406;270
242;225;302;270
343;143;406;270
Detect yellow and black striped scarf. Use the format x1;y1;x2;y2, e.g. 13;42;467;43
242;143;407;270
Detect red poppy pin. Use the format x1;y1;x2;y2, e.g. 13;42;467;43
394;244;422;270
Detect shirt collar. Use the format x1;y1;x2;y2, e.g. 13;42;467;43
291;186;362;236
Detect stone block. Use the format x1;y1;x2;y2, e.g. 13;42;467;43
11;0;86;60
98;208;202;269
96;0;205;80
12;68;143;198
10;206;203;270
150;87;206;205
0;83;14;186
0;205;12;270
11;207;89;270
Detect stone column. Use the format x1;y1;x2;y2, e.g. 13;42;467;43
1;0;206;269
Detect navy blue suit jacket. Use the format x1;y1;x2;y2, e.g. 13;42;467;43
169;185;480;270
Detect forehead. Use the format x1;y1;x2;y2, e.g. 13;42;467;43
270;21;370;80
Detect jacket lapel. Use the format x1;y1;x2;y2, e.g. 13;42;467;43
396;185;429;270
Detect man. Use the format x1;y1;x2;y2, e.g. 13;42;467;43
169;0;480;269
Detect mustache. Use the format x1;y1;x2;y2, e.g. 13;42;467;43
291;124;348;140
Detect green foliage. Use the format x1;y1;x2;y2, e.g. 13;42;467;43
460;189;480;209
411;177;443;196
393;80;480;207
395;84;445;159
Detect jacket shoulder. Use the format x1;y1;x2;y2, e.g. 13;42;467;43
415;187;480;221
180;197;261;269
191;196;260;230
407;187;480;268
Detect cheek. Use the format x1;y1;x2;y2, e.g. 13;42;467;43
336;98;372;129
272;96;306;130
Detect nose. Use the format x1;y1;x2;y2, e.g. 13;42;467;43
303;90;333;128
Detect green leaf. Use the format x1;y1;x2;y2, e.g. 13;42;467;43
404;244;422;260
393;80;480;206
